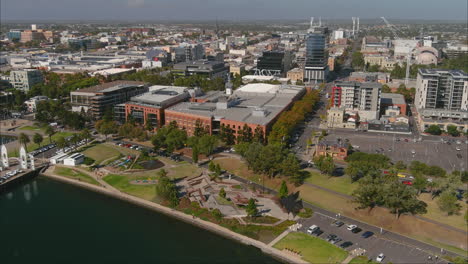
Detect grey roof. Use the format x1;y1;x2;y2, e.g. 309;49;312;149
166;85;305;126
335;81;382;89
381;93;406;105
129;85;190;108
418;68;468;78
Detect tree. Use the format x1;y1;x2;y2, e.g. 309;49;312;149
437;190;461;216
278;180;288;198
382;84;391;93
208;161;216;172
425;125;442;135
45;125;55;143
351;51;365;69
70;133;81;148
80;128;92;144
352;176;384;211
246;198;258;217
412;175;427;194
56;136;67;149
280;154;301;178
446;125;460;137
193;119;207;137
155;172;179;207
33;133;43;147
18;133;30;152
219;124;235;145
314;155;335;175
219;188;226;199
394;161;407;170
237;124;253;143
384;181;427;218
192;146;199;164
253;126;265;144
198;135;218;157
96;120;118;139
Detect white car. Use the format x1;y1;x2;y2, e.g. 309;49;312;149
456;147;461;151
376;253;385;262
411;150;416;154
306;225;319;234
347;224;357;231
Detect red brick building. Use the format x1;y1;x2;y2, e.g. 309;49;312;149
314;140;349;160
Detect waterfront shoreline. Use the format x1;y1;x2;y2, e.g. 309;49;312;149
40;173;307;264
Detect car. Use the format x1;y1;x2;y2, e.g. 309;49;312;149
339;241;353;248
456;140;461;145
456;147;461;151
402;181;413;185
331;237;342;244
312;229;323;236
306;225;319;234
351;227;362;233
326;234;337;242
404;138;409;142
376;253;385;263
411;150;416;154
332;220;344;227
361;231;374;238
347;224;357;231
457;153;462;159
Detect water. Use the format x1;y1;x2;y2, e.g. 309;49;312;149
0;177;281;264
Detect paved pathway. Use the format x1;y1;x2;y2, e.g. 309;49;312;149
267;229;291;247
341;255;354;264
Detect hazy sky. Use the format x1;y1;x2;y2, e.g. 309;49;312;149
1;0;467;21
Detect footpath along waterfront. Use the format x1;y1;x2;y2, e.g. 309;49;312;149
1;176;287;264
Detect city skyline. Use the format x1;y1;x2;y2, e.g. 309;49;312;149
1;0;467;21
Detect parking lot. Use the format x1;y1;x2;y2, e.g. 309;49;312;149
326;130;467;172
298;213;447;264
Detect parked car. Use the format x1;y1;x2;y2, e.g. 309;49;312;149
351;227;362;234
347;224;357;231
361;231;374;238
339;241;353;248
456;147;461;151
402;181;412;185
457;154;462;159
376;253;385;263
326;234;337;242
332;221;344;227
307;225;319;234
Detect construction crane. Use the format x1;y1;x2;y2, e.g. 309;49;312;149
381;17;412;85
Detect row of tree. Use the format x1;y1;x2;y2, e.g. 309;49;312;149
35;100;87;130
30;71;101;99
425;124;464;136
268;90;320;145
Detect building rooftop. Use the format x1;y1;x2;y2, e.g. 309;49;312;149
166;84;305;126
381;93;406;105
128;85;190;108
72;80;147;94
418;68;468;78
335;81;382;89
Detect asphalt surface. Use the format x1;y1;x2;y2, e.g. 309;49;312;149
299;214;447;264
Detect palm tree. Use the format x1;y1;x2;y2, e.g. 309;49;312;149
80;128;91;144
45;125;55;144
70;134;81;149
18;133;30;152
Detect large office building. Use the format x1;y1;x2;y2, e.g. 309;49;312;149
173;60;229;80
415;69;468;132
70;81;149;119
174;44;205;63
304;33;327;83
114;85;191;129
164;83;305;138
9;69;43;91
254;51;292;76
331;82;382;120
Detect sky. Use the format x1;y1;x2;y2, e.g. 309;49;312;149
1;0;467;21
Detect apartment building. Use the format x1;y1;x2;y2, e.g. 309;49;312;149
9;69;43;91
331;82;381;120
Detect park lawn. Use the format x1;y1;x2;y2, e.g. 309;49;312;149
215;195;233;206
54;167;99;185
103;174;156;201
419;193;468;231
298;184;352;212
82;144;121;164
158;156;187;166
167;163;202;179
305;170;357;195
19;125;43;131
273;232;348;264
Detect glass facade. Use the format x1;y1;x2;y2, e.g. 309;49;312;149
305;33;326;68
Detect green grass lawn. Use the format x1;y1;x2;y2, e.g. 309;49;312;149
167;163;202;179
215;195;233;206
418;193;468;231
82;144;122;164
19;125;43;131
102;174;156;201
54;167;99;185
273;232;348;264
349;256;377;264
305;170;357;195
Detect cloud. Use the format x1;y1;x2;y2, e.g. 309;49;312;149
127;0;145;8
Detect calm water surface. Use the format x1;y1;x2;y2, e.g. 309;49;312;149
0;177;281;264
